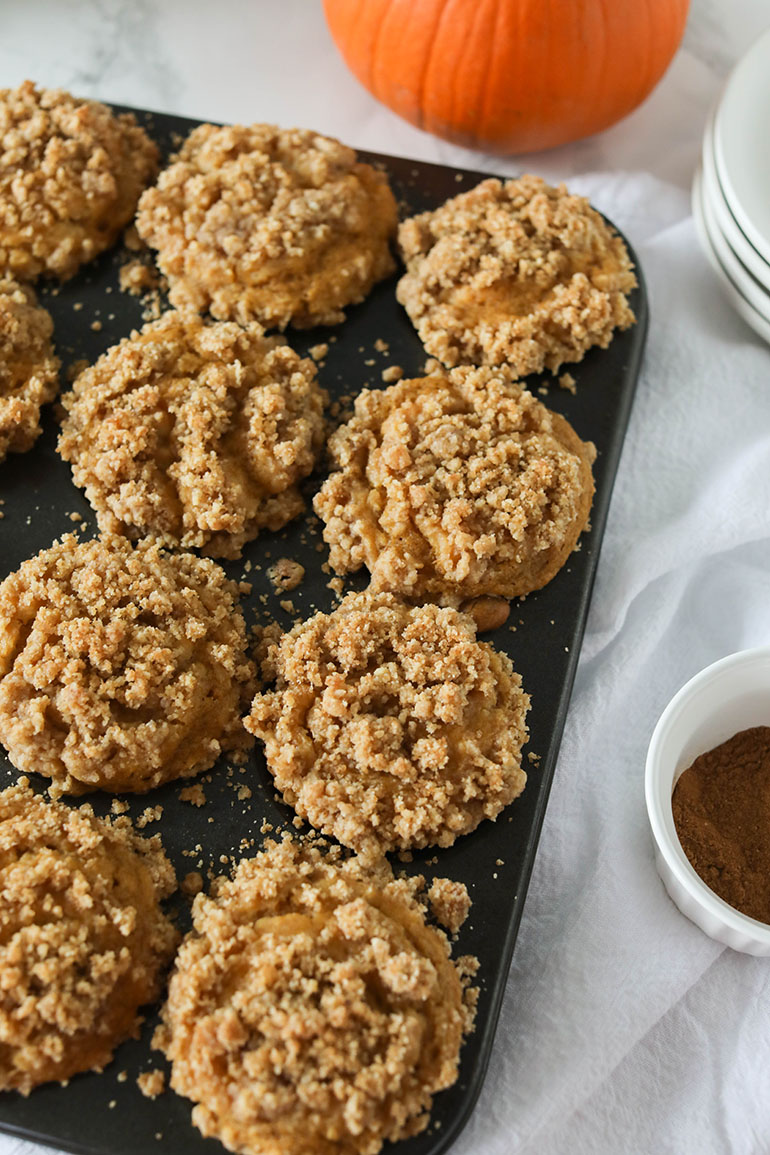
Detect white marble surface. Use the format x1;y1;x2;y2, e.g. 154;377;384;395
3;3;770;1154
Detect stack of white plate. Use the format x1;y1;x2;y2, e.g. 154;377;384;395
693;27;770;346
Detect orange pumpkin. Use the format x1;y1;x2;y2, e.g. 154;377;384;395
323;0;691;154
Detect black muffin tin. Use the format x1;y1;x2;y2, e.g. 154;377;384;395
0;107;648;1155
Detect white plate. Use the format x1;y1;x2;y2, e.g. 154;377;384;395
701;109;770;292
713;27;770;267
692;166;770;346
699;163;770;321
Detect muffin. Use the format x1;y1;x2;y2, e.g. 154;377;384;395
397;174;636;376
136;122;397;329
246;591;530;857
157;838;475;1155
58;310;327;558
0;80;158;280
314;367;596;602
0;780;177;1094
0;534;254;795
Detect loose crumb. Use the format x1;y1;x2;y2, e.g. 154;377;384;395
266;558;305;592
428;877;472;934
179;784;207;808
136;805;163;829
137;1069;166;1099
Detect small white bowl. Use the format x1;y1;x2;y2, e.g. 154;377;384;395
645;646;770;955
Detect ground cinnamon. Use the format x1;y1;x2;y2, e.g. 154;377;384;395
672;725;770;924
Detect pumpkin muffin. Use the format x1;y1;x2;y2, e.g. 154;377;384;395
57;310;327;559
0;779;177;1094
0;80;158;281
396;174;636;376
0;275;59;460
246;591;530;858
0;534;254;796
313;367;595;603
156;837;475;1155
134;122;397;329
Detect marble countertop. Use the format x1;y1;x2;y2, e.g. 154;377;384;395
2;3;770;1155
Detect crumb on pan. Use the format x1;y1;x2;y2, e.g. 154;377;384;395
0;80;158;281
179;785;207;808
156;838;476;1155
0;275;60;460
57;310;327;559
0;533;255;796
266;557;305;592
181;871;204;897
119;258;160;296
135;122;397;330
313;366;595;602
428;877;471;934
0;779;177;1095
137;1069;166;1099
396;174;636;376
246;590;529;858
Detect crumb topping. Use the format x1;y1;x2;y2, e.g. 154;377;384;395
396;174;636;376
0;780;177;1094
246;591;529;857
0;80;158;281
0;534;255;795
58;310;327;558
0;275;59;459
136;123;397;329
314;367;595;601
157;838;474;1155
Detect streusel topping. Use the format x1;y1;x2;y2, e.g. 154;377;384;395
58;310;327;558
0;780;177;1094
0;534;254;795
314;367;595;601
136;123;397;329
0;80;158;280
0;274;59;459
246;591;530;857
157;838;474;1155
397;174;636;376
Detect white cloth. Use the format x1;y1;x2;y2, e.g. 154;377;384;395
2;2;770;1153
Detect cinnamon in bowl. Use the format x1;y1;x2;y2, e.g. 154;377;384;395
672;725;770;925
